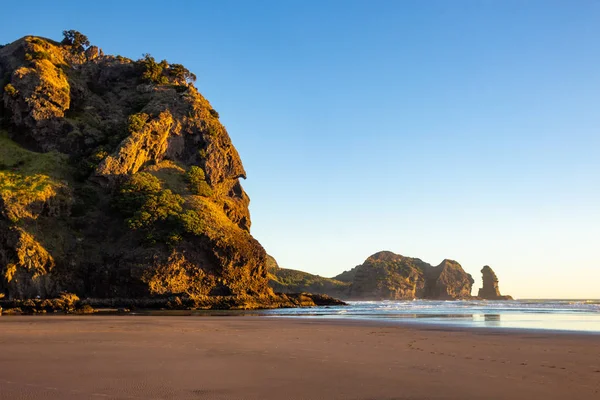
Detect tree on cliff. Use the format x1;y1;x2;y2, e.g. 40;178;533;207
169;63;197;85
61;30;90;53
139;54;169;84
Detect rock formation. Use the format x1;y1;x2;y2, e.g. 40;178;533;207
422;259;475;300
269;251;475;300
333;251;474;300
478;266;512;300
0;32;297;308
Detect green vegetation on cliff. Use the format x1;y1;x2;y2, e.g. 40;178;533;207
267;256;350;297
0;131;72;223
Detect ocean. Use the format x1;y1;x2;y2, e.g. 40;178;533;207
263;299;600;333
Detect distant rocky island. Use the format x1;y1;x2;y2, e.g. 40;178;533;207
0;31;511;313
269;251;512;301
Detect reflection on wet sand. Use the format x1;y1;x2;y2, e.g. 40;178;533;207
484;314;501;321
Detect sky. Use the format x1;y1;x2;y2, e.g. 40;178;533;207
2;1;599;298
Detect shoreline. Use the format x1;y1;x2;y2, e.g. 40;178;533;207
1;315;599;399
265;315;600;336
3;311;600;336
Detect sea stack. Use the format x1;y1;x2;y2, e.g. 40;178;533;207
478;266;512;300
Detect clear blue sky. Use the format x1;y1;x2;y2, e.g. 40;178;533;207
2;1;599;298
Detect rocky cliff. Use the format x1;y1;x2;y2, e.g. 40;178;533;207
0;32;295;308
478;265;512;300
334;251;474;300
269;251;475;300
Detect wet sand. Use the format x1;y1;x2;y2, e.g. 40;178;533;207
0;316;599;400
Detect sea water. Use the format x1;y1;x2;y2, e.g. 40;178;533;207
263;299;600;333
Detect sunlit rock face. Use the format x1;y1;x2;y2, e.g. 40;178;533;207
478;265;512;300
0;34;280;307
331;251;474;300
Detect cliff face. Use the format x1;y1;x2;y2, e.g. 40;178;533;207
269;251;474;300
266;250;474;300
338;252;427;300
0;34;276;307
423;259;475;300
478;265;512;300
333;251;474;300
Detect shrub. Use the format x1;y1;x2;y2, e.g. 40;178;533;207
117;172;162;214
169;63;197;85
138;55;198;86
29;38;45;46
139;54;169;84
117;172;185;232
127;189;184;230
3;83;17;97
186;166;212;197
32;51;52;61
62;30;90;53
128;112;149;133
178;209;205;235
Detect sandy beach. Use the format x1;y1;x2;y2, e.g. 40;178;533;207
0;316;599;400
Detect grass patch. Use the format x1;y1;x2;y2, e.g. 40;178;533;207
145;160;188;194
0;131;72;222
0;131;71;179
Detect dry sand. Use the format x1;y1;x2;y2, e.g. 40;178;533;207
0;316;599;400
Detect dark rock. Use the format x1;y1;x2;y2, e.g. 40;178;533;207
423;259;474;300
282;292;347;307
299;293;347;306
478;265;512;300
